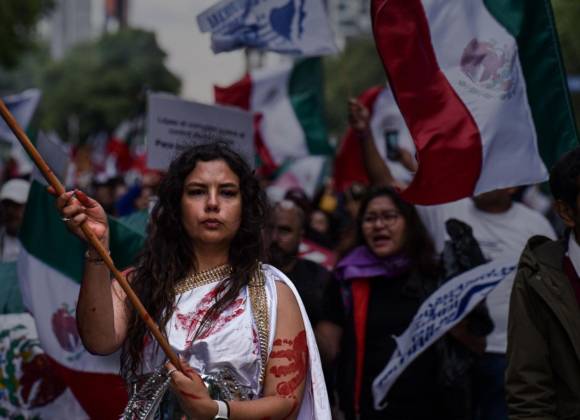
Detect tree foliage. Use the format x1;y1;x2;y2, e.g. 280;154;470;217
553;0;580;131
0;44;49;96
40;28;181;142
0;0;53;69
553;0;580;74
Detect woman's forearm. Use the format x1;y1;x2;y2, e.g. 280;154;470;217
359;129;395;187
191;396;297;420
76;244;128;354
229;396;297;420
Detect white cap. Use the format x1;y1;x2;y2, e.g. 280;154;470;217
0;179;31;204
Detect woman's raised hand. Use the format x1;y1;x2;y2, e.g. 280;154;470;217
50;187;109;246
348;98;371;133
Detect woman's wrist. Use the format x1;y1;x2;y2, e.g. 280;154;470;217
195;399;219;419
85;235;111;263
85;248;110;264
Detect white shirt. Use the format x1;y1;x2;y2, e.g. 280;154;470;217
145;265;331;419
418;199;557;353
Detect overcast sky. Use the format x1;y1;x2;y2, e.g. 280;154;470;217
126;0;245;103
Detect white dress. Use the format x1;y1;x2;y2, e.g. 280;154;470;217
144;264;331;419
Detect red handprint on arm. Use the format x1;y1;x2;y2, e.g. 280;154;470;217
269;329;308;418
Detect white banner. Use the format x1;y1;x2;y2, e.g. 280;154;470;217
0;89;41;145
146;93;254;171
197;0;338;56
372;256;518;409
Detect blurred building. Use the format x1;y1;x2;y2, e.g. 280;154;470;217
48;0;93;59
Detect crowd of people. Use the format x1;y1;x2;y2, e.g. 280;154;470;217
1;99;579;419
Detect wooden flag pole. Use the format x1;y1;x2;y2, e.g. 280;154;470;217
0;98;183;372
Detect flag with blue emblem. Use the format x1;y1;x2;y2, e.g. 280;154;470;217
197;0;338;56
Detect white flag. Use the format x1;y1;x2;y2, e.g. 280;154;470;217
197;0;338;56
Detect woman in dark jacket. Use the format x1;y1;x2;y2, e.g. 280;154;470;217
317;187;477;420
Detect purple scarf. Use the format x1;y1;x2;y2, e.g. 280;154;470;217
335;246;412;282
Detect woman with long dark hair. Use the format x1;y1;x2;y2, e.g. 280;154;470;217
316;187;465;419
55;143;330;419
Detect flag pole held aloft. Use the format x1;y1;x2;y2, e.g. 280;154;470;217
0;97;183;373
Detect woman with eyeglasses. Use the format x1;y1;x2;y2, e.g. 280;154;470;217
316;187;472;420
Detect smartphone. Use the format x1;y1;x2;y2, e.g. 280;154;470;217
384;130;401;161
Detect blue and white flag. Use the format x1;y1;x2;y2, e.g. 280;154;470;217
0;89;42;145
197;0;338;56
372;256;519;409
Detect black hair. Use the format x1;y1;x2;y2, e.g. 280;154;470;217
550;147;580;211
355;186;439;275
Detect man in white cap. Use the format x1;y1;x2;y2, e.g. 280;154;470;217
0;178;31;262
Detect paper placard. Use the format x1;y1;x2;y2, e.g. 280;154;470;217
146;93;254;171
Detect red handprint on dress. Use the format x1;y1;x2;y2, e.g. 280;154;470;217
175;287;246;348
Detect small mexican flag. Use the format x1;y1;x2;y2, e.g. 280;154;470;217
334;85;417;192
372;0;578;205
17;181;145;419
270;155;331;199
215;58;333;174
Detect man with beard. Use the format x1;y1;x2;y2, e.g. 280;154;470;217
268;199;330;327
0;179;30;262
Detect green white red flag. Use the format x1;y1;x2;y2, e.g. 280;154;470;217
269;155;331;200
215;58;332;174
17;181;144;418
334;85;417;192
371;0;578;205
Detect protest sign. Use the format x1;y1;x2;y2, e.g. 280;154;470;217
147;93;254;170
372;256;518;409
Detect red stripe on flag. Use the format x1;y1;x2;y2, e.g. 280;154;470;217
334;86;383;192
372;0;483;205
214;74;252;109
254;114;278;177
215;75;278;176
47;356;127;419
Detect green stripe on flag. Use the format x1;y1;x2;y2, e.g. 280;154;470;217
20;182;145;283
110;213;146;271
289;58;333;155
484;0;579;168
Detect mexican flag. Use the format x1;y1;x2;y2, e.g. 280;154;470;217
215;58;333;174
17;181;145;419
0;312;87;419
334;85;417;192
371;0;578;205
